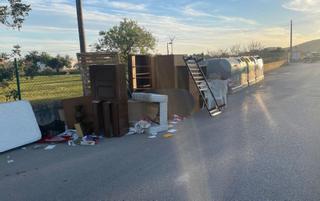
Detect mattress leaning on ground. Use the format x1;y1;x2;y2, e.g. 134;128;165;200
0;101;41;153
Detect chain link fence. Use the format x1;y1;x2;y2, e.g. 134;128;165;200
0;61;83;103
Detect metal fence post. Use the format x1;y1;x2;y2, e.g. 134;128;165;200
14;58;21;100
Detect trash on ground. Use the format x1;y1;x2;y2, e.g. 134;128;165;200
173;114;185;122
168;129;177;133
163;133;174;138
79;135;97;146
68;140;76;146
127;120;151;135
169;114;185;126
44;145;56;150
33;144;46;149
38;135;71;143
148;132;158;139
21;147;27;150
80;141;95;146
7;160;14;164
36;129;101;148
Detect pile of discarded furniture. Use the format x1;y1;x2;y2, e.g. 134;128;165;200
0;52;265;152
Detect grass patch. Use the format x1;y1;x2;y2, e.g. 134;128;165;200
0;74;83;102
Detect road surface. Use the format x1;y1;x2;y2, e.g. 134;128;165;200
1;63;320;201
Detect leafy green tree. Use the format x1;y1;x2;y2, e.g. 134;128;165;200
0;53;16;101
12;44;21;57
0;0;31;29
39;52;52;64
95;18;156;63
0;64;13;87
23;51;41;78
47;55;71;73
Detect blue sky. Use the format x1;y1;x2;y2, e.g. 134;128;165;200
0;0;319;57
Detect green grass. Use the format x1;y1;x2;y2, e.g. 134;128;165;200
0;74;83;102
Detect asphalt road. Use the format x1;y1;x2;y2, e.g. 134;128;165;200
1;63;320;201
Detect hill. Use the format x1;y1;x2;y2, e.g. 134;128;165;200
293;39;320;52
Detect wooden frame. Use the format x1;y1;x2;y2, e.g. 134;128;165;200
77;52;120;96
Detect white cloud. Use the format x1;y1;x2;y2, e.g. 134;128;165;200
108;1;146;11
1;0;319;56
182;3;257;25
182;5;212;17
85;0;146;11
282;0;320;12
213;15;257;25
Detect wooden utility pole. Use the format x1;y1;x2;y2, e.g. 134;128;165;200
76;0;86;53
290;20;293;62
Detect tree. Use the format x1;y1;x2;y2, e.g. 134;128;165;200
207;49;230;58
12;44;21;57
0;53;15;100
247;41;264;54
0;62;13;87
0;0;31;29
24;51;41;78
229;44;242;56
47;55;71;73
95;18;156;63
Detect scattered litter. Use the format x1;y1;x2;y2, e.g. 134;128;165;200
80;141;95;146
39;135;71;143
148;132;158;139
127;120;151;135
163;133;174;138
68;140;76;146
135;120;151;134
168;129;177;133
21;147;27;150
44;145;56;150
126;127;138;136
80;135;97;146
169;114;185;126
33;144;46;149
173;114;185;122
7;160;14;164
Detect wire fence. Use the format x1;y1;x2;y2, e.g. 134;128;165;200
0;65;83;103
0;51;287;103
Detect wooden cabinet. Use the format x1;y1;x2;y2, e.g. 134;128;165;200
89;64;129;137
89;64;127;102
128;55;155;92
128;55;188;91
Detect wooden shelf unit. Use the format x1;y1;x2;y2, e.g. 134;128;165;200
128;55;155;92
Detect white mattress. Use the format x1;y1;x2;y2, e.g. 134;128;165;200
0;101;41;153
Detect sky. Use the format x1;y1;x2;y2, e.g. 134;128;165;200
0;0;320;57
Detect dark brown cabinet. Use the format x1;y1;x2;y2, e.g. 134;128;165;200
89;64;129;137
89;64;127;102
